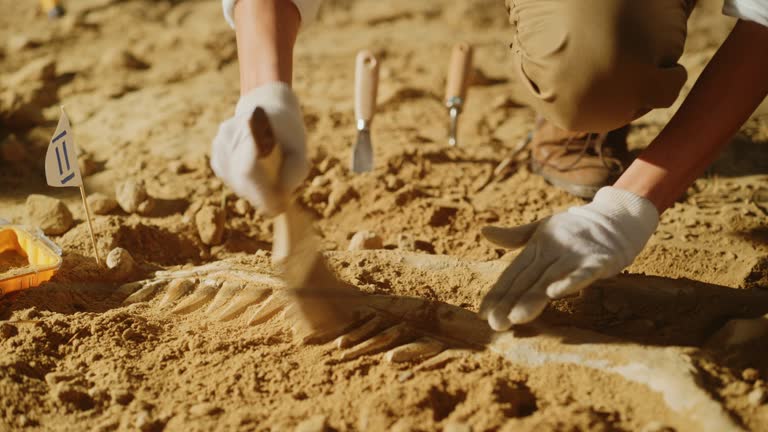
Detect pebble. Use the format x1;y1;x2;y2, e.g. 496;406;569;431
233;198;252;216
188;402;223;417
0;134;26;162
348;230;383;251
106;247;135;280
742;368;760;382
195;205;225;246
0;323;18;339
87;193;118;215
295;415;329;432
115;179;155;215
748;388;766;407
25;194;74;235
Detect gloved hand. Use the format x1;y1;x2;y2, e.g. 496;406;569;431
211;82;308;216
479;186;659;331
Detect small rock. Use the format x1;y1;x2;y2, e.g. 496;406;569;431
106;247;135;280
188;402;223;417
100;48;149;70
348;231;383;251
0;134;26;162
295;415;329;432
743;368;760;382
53;384;94;411
112;389;134;406
748;388;767;407
0;323;18;339
233;198;251;216
195;205;225;246
25;194;73;235
115;179;154;214
87;193;118;215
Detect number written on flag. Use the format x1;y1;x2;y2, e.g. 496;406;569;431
45;108;82;188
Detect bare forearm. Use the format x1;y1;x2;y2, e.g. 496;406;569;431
614;20;768;212
234;0;301;94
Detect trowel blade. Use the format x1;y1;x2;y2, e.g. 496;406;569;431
351;128;373;173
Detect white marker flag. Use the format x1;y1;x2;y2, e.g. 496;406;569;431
45;108;82;188
44;107;101;266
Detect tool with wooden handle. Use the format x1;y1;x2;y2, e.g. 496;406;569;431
445;42;473;146
352;50;379;173
249;107;362;335
249;107;317;279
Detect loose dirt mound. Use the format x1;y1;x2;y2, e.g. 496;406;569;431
1;0;767;430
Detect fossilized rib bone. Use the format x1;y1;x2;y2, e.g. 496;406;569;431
115;252;749;432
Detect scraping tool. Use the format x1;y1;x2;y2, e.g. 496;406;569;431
351;50;379;173
249;108;361;336
445;42;473;146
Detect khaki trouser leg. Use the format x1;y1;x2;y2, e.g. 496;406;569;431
507;0;694;132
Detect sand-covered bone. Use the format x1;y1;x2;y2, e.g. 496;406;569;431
116;250;762;432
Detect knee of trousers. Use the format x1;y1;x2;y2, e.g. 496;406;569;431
517;55;688;133
508;0;689;132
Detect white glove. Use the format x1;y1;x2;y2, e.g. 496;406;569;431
479;186;659;331
210;82;308;215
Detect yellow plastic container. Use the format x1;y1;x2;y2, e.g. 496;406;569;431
0;222;62;296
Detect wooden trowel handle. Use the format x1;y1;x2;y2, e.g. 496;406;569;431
446;42;473;104
249;106;283;187
355;50;379;122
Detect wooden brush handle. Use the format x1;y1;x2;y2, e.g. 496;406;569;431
445;42;473;104
249;106;282;187
355;50;379;122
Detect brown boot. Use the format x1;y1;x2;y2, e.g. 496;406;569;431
529;119;631;199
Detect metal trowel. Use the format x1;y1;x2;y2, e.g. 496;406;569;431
351;50;379;173
445;42;473;146
249;108;362;336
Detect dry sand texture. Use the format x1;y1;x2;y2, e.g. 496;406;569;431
1;0;768;430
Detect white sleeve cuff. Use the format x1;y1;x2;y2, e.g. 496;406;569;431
723;0;768;28
222;0;322;30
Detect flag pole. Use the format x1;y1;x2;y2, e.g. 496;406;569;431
79;182;100;266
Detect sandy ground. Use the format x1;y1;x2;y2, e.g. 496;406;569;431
1;0;768;430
